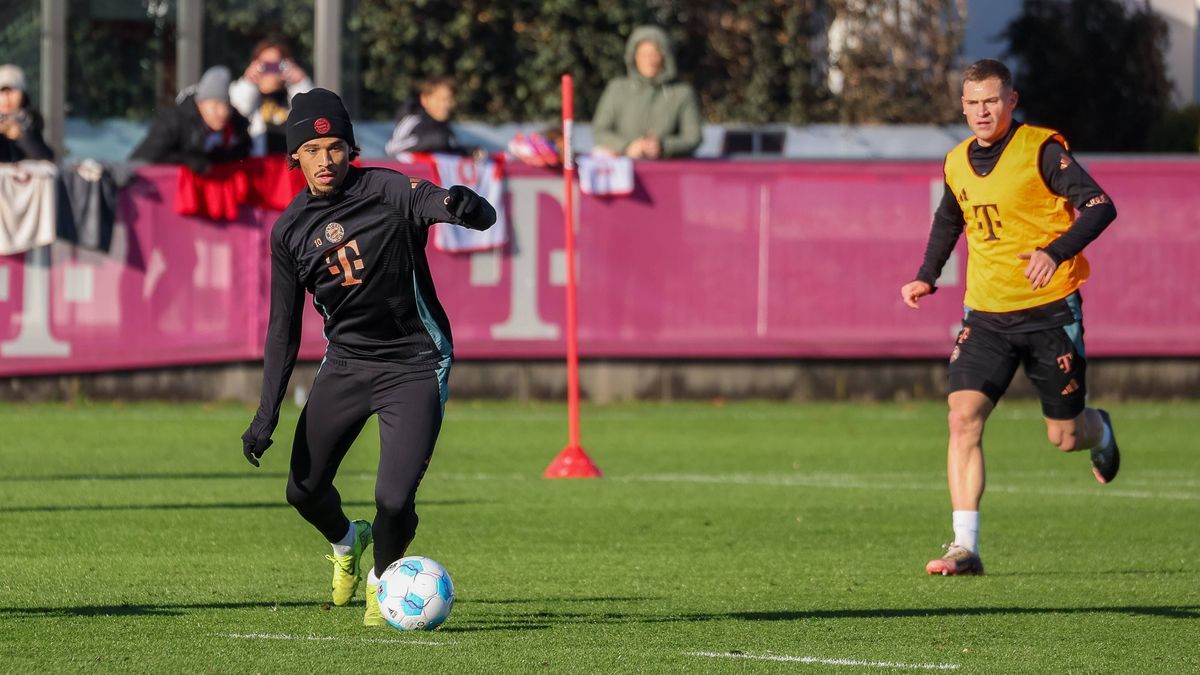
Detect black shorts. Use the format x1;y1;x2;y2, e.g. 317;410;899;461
947;309;1087;420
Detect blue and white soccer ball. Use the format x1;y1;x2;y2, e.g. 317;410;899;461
376;556;455;631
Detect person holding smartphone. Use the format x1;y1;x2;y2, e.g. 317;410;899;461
230;39;314;156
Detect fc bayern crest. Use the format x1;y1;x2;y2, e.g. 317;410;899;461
325;222;345;243
314;117;331;134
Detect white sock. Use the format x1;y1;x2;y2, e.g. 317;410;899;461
330;522;356;556
1096;418;1112;449
952;510;980;553
367;568;379;586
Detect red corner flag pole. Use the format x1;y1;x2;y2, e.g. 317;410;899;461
544;73;602;479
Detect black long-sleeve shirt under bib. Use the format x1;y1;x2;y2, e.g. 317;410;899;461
915;122;1117;332
247;166;495;439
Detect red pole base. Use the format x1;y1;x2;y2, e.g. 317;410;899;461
543;445;603;479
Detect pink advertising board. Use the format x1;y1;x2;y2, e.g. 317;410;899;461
1;159;1196;377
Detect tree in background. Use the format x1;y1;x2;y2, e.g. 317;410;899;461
5;0;1186;149
1003;0;1171;152
202;0;315;90
352;0;825;124
825;0;967;124
64;0;173;119
0;3;41;106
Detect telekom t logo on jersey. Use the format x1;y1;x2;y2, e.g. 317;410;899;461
326;240;365;286
971;203;1002;241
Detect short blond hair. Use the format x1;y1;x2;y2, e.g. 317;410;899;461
962;59;1013;90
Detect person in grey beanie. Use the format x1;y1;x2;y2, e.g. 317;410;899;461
131;66;251;173
0;64;55;162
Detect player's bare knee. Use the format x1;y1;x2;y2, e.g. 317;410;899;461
947;408;984;439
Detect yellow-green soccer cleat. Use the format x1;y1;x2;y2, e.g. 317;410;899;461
364;581;386;627
325;519;372;606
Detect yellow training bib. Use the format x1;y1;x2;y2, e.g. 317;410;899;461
943;125;1089;313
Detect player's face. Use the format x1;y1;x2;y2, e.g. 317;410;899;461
962;77;1017;146
294;137;350;196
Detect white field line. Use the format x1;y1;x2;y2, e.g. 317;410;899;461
431;471;1200;501
617;473;1200;502
686;650;960;670
223;632;451;646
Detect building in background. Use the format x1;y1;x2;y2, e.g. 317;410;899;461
965;0;1199;104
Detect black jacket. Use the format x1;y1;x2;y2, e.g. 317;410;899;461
0;107;55;163
244;167;496;443
383;98;464;156
130;95;251;173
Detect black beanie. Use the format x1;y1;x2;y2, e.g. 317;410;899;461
286;88;356;156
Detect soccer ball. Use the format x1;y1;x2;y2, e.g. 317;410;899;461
376;556;455;630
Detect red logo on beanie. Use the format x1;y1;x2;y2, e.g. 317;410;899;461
314;117;331;134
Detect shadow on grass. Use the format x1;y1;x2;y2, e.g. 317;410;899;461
6;602;1196;626
721;606;1200;621
0;472;292;482
0;499;485;514
0;600;317;618
466;596;658;605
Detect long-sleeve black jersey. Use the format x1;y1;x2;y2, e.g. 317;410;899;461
246;166;496;442
914;122;1117;332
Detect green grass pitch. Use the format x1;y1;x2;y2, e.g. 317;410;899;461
1;399;1197;673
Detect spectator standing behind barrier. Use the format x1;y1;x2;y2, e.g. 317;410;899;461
384;76;467;157
130;66;251;173
230;39;313;156
591;26;702;159
0;64;54;163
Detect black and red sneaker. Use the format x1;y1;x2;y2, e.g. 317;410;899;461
1091;409;1121;484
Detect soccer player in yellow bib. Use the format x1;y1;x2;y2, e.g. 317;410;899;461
900;59;1121;576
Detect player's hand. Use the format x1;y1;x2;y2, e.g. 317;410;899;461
1018;250;1058;290
444;185;481;220
901;280;932;309
241;428;273;468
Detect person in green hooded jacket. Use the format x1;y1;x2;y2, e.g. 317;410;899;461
591;25;702;159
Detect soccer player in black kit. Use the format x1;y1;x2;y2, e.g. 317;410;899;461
240;89;495;626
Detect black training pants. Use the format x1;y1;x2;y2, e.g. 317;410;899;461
284;357;448;577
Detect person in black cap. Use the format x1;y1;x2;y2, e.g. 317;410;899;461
240;87;495;627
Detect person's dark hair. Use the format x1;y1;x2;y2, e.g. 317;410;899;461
287;144;360;170
419;76;457;97
250;38;294;63
962;59;1013;90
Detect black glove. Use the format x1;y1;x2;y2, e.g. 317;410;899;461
444;185;481;220
241;427;273;467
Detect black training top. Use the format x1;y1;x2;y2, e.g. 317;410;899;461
915;122;1117;332
247;165;495;439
